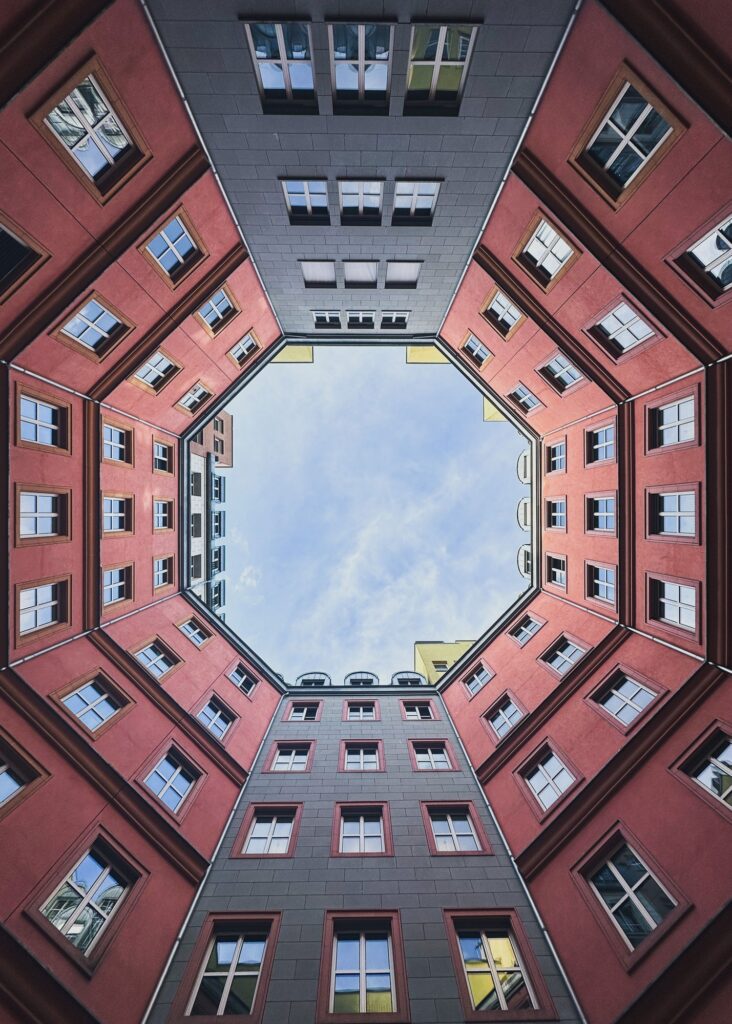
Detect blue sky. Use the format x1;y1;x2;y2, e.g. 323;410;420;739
222;346;530;684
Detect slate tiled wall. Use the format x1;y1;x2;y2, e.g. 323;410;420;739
149;689;580;1023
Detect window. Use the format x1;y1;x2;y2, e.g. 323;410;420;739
464;666;493;698
347;310;375;330
102;566;131;606
313;310;341;329
347;702;376;721
153;556;173;589
40;845;131;955
229;663;257;695
62;677;122;732
392;180;440;223
178;383;211;414
227;332;259;370
405;24;476;110
329;24;392;109
518;545;532;578
542;636;585;675
547;499;566;529
212;476;226;502
191;554;202;578
402;701;434;720
433;661;448;674
19;394;66;449
102;423;132;463
588;843;676;949
547;441;566;472
198;698;235;740
380;311;409;329
684;734;732;807
595;301;655;355
518;218;574;286
681;216;732;297
144;750;198;812
649;491;696;536
288;702;320;722
213;510;226;538
451;920;539;1014
393;673;424;687
210;548;225;576
588;564;616;604
523;750;575;811
179;619;210;647
344;261;378;288
510;383;540;413
245;22;316;109
18;581;67;636
339;181;383;221
190;473;202;497
424;804;486;854
211;579;225;610
385;261;421;288
196;287;236;334
486;696;523;740
18;490;67;539
326;917;403;1017
649;396;695;448
243;808;298;855
135;641;178;679
587;424;615;463
282;179;329;222
153;499;173;530
336;805;389;855
270;743;312;772
144;213;201;283
509;616;542;647
540;354;583;393
0;757;27;807
0;221;44;299
42;72;137;193
649;578;696;631
153;440;173;473
482;289;523;338
59;296;127;355
411;741;452;771
579;77;674;200
595;673;656;726
342;742;382;771
587;496;616;532
301;260;336;287
546;555;566;588
463;334;491;367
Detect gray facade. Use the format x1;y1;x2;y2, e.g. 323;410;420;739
145;0;575;338
149;687;580;1023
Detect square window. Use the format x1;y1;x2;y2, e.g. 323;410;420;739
229;663;257;695
586;424;615;463
19;393;68;451
463;666;493;698
339;180;383;222
649;396;695;448
344;261;379;288
347;310;375;329
102;422;132;464
523;748;575;811
593;672;657;728
17;579;69;637
282;179;329;223
245;22;317;111
198;697;235;740
238;805;301;856
649;577;696;631
345;701;378;722
679;215;732;298
508;615;543;647
196;286;238;335
333;803;392;856
102;565;132;606
329;24;393;111
228;333;259;368
510;383;541;414
682;731;732;809
485;695;523;740
179;618;211;647
405;25;476;112
517;217;575;288
17;488;69;542
540;353;583;393
422;802;490;855
143;211;203;286
392;180;440;223
542;636;586;675
410;740;454;771
61;675;125;732
594;301;655;356
482;288;524;338
301;260;336;287
463;334;491;367
267;742;313;772
381;311;409;329
57;294;130;357
135;639;179;679
385;261;421;288
177;382;211;414
144;750;199;812
341;740;383;771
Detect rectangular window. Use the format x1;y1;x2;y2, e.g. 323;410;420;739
186;917;279;1018
346;310;375;330
313;310;341;329
133;350;179;392
144;750;198;812
229;333;259;368
40;845;131;955
463;666;493;698
153;499;173;530
542;636;585;675
588;564;616;604
485;696;522;740
62;677;123;732
196;287;236;334
587;424;615;463
179;618;211;647
18;490;67;539
0;222;44;299
450;918;539;1014
153;440;173;473
336;804;390;855
519;218;574;286
18;581;67;635
380;311;409;329
301;260;336;287
145;213;201;283
681;216;732;297
650;397;695;448
547;441;566;472
547;499;566;529
482;289;524;338
270;743;312;772
342;741;382;771
59;295;127;355
509;615;543;647
595;673;656;726
102;565;131;605
463;334;491;367
510;383;540;413
339;181;383;222
587;496;616;532
649;491;696;536
433;661;448;673
424;804;487;854
191;554;202;578
347;702;377;721
392;180;440;223
198;698;235;740
405;25;476;111
588;843;676;949
540;354;583;393
547;555;566;588
329;24;393;110
327;918;401;1015
135;640;178;679
178;383;211;414
243;808;298;855
0;757;27;807
213;510;226;539
282;179;329;223
288;701;320;722
153;556;173;589
411;741;452;771
212;476;226;502
344;261;379;288
402;701;434;720
20;394;67;449
229;663;257;695
245;22;316;110
650;578;696;631
190;472;202;497
595;301;655;355
212;579;226;609
524;749;575;810
385;261;421;288
210;547;225;576
684;733;732;807
102;423;132;463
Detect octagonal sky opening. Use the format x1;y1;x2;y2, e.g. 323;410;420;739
189;344;533;684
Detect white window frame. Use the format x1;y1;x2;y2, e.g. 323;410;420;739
229;334;258;367
187;931;268;1017
588;496;616;532
589;843;676;950
344;743;380;770
588;425;615;462
403;702;433;721
40;847;129;955
339;810;385;854
522;219;573;280
144;752;196;812
60;297;122;350
153;557;172;589
547;555;566;588
548;499;566;529
393;180;441;218
686;216;732;292
135;641;175;678
272;745;310;772
651;491;696;536
598;675;655;725
338;180;384;216
544;637;585;675
229;663;256;695
245;22;315;103
543;353;583;391
510;616;542;646
281;179;328;217
429;810;480;852
19;491;62;537
347;703;376;721
146;216;198;277
413;743;450;770
244;812;295;854
198;699;234;739
330;930;396;1014
585;81;672;189
62;678;121;731
313;310;341;328
20;396;62;447
687;736;732;806
456;927;537;1012
597;301;654;353
512;383;540;412
290;703;319;722
153;499;172;530
653;397;695;447
525;751;574;810
589;564;616;603
45;74;132;182
346;310;375;329
405;24;477;104
464;666;492;697
548;441;566;472
102;496;129;533
380;311;409;329
487;698;522;739
153;441;172;472
0;759;25;806
652;579;696;630
18;583;63;634
328;24;394;103
179;619;209;647
102;566;130;605
463;333;490;367
198;289;234;329
179;383;211;413
485;290;522;334
103;424;130;462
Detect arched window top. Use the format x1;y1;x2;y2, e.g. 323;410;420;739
517;496;531;531
517;448;532;484
295;671;331;687
344;671;379;687
518;544;532;578
391;671;427;687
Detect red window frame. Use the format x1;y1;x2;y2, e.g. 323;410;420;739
338;738;386;772
331;802;394;857
420;801;492;856
231;802;304;859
